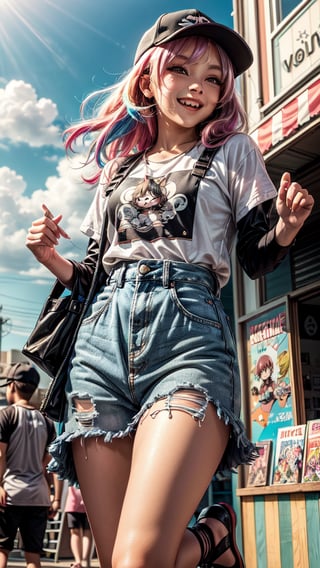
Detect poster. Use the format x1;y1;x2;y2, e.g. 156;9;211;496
246;304;293;444
247;440;272;487
272;425;306;484
302;419;320;482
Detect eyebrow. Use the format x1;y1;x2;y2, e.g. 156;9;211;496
207;64;222;72
171;55;222;72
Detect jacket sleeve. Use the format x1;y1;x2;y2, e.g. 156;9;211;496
68;237;101;293
236;199;292;279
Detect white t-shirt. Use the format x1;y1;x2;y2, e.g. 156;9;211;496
81;133;277;288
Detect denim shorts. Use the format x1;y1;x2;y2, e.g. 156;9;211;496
49;260;257;484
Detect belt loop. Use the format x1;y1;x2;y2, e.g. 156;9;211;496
116;263;127;288
162;260;170;288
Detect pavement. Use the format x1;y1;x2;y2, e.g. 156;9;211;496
8;560;100;568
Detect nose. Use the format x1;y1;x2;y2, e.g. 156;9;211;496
189;81;203;93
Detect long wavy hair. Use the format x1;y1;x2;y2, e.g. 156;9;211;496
64;36;247;184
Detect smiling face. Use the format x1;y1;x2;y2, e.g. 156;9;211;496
145;40;222;137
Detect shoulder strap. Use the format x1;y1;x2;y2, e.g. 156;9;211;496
105;151;144;197
191;145;220;178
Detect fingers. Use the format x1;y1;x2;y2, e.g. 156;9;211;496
42;203;70;239
278;172;313;212
280;171;291;188
285;185;311;212
25;216;61;250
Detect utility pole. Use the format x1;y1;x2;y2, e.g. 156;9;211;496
0;305;10;357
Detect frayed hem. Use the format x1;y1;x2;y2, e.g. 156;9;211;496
48;424;135;486
212;400;259;471
48;383;257;485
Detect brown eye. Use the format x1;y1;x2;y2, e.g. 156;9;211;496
167;65;187;75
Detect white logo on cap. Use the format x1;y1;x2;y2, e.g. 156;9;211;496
179;15;211;28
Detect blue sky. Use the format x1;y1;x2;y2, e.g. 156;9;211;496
0;0;233;352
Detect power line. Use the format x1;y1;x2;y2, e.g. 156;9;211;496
0;293;45;306
0;305;10;354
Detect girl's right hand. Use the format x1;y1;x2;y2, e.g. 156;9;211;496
25;209;65;265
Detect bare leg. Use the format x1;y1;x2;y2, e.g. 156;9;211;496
112;392;231;568
0;550;8;568
72;435;133;568
24;551;41;568
70;528;83;566
82;528;93;567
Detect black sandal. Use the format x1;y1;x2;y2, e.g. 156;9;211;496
188;502;244;567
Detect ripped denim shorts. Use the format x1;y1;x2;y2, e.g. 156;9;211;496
49;259;256;484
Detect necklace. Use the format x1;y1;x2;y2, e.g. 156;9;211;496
145;139;198;162
143;140;198;179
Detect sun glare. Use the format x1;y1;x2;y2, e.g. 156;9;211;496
0;0;123;80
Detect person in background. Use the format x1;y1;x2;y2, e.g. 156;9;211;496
26;8;314;568
0;363;56;568
65;486;93;568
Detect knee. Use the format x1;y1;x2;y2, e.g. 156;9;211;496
112;544;173;568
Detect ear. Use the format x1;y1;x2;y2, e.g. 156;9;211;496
139;73;154;99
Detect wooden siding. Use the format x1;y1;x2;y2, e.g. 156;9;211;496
240;491;320;568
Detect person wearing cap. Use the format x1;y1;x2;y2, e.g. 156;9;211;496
26;8;314;568
0;363;56;568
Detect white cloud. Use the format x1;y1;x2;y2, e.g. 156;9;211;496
0;156;95;275
0;80;62;147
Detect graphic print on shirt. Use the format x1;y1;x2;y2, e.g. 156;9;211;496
109;170;200;244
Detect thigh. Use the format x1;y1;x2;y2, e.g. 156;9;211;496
113;395;230;567
72;435;133;568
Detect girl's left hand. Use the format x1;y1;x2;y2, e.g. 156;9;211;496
276;172;314;229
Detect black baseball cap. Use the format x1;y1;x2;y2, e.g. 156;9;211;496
134;8;253;77
0;363;40;388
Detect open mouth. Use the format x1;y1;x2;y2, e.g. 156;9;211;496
178;99;202;109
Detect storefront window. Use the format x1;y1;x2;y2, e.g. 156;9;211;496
276;0;303;21
299;296;320;421
264;254;292;302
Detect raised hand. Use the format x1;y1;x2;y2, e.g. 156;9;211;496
276;172;314;230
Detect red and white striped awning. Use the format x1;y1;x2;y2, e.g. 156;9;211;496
250;78;320;155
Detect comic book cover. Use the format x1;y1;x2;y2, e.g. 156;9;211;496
247;441;272;487
272;424;306;484
246;306;294;446
302;419;320;482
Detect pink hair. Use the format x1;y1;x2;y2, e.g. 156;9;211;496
64;36;247;184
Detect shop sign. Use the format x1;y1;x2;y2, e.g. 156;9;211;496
245;304;294;444
273;0;320;93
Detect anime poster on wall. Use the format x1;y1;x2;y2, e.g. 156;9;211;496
246;304;294;444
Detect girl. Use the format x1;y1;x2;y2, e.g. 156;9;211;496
64;486;93;568
26;9;314;568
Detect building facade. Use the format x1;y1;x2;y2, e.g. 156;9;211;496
232;1;320;567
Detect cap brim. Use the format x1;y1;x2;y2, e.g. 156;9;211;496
138;21;253;77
